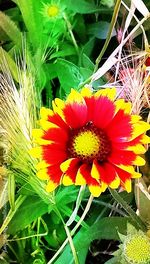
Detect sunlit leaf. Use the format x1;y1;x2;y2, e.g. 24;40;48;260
55;59;83;92
7;196;50;235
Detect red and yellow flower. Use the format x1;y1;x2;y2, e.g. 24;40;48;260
30;87;150;197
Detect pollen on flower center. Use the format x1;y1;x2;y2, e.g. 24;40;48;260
68;123;111;163
47;5;59;17
73;131;100;157
124;234;150;264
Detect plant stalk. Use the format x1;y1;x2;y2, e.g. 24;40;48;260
94;0;121;72
47;194;93;264
109;188;147;232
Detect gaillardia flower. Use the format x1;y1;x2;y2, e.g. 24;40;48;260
30;88;150;196
41;1;64;22
112;225;150;264
123;232;150;264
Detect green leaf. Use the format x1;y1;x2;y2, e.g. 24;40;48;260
49;44;76;60
87;21;116;39
67;0;97;13
44;63;58;81
55;59;83;93
82;37;95;57
7;196;50;235
16;0;42;47
55;217;128;264
74;14;86;42
79;67;92;80
0;11;22;48
66;0;113;14
81;53;94;71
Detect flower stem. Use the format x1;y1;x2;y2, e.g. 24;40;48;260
94;0;121;72
71;194;93;234
63;13;79;55
47;194;93;264
64;225;79;264
109;188;147;232
54;207;79;264
66;185;86;226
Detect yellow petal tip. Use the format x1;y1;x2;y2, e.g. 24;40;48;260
62;175;73;186
109;177;120;189
36;161;49;170
29;147;42;158
37;169;49;180
40;107;53;120
75;171;86;185
124;179;132;193
132;156;146;166
89;185;102;197
60;159;73;173
46;181;57;192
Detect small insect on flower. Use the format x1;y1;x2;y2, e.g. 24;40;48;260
30;87;150;197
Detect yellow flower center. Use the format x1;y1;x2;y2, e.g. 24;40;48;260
47;5;59;18
124;234;150;263
68;123;111;163
73;131;100;157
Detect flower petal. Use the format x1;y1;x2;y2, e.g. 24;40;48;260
114;166;131;183
75;168;87;185
36;160;49;170
81;87;92;97
132;156;146;166
93;97;115;128
67;89;85;104
37;168;49;180
131;121;150;139
52;100;65;120
32;129;44;138
62;103;87;128
109;176;120;189
115;99;131;114
39;120;59;131
84;96;115;128
124;179;132;193
46;181;58;192
62;175;74;186
127;144;146;154
106;109;132;142
88;185;102;197
60;158;79;173
94;87;116;101
108;149;136;166
91;160;101;180
140;134;150;144
40;107;53;120
102;163;118;185
42;145;67;165
62;159;80;185
29;147;42;158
